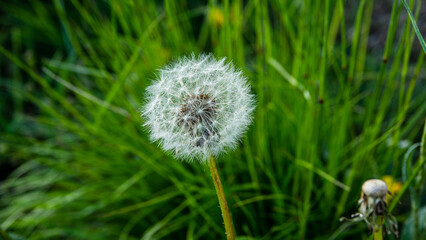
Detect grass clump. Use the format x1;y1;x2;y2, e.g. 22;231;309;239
0;0;425;239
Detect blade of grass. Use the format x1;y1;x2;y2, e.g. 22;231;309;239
389;119;426;212
400;0;426;54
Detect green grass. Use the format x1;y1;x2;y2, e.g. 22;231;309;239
0;0;425;239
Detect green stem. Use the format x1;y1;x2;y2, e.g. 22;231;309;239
208;155;235;240
373;217;383;240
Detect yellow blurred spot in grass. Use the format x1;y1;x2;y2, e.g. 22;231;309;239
209;7;224;27
382;175;403;197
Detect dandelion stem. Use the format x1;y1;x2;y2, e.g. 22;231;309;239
208;155;235;240
373;217;383;240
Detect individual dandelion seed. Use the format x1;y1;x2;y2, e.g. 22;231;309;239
141;54;255;240
340;179;399;239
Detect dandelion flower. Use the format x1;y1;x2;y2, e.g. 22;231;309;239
142;54;255;162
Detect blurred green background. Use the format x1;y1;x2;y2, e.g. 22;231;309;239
0;0;425;239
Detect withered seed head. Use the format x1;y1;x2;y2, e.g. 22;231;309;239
340;179;399;238
362;179;389;198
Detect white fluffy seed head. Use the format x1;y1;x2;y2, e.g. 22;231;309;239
141;54;255;163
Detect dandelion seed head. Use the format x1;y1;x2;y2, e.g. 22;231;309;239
142;54;255;162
